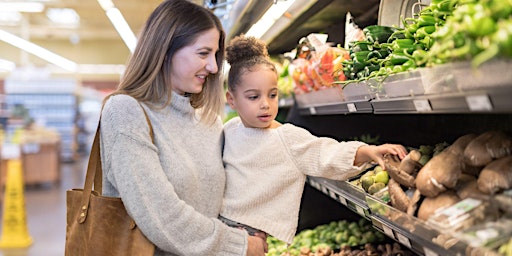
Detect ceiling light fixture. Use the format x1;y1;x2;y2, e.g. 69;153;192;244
96;0;137;53
0;2;45;13
0;59;16;72
46;8;80;27
245;0;295;39
0;29;77;72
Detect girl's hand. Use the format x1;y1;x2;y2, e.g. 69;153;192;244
247;235;267;256
355;144;408;169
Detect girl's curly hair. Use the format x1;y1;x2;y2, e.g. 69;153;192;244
226;35;276;91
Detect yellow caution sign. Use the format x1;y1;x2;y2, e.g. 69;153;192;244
0;159;33;248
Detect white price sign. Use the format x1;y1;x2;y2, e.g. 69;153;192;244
347;103;357;112
396;232;412;248
382;224;395;239
356;205;365;216
338;195;348;206
309;106;317;115
413;99;432;112
466;95;492;111
424;247;439;256
329;190;337;200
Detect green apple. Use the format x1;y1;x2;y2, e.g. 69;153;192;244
374;170;389;185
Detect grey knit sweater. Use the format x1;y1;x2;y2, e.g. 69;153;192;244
100;94;248;256
221;117;367;244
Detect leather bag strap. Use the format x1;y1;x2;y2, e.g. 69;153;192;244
77;102;154;223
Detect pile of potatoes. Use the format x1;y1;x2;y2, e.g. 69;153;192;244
384;130;512;222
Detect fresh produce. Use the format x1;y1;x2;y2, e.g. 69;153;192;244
464;130;512;167
266;219;385;256
498;237;512;256
384;150;423;188
455;174;488;200
417;190;460;221
427;0;512;67
277;59;294;98
351;165;390;196
387;179;411;213
477;155;512;194
415;134;477;197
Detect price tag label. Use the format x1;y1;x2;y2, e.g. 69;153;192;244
424;247;439;256
338;195;348;206
356;205;365;216
396;232;412;248
413;99;432;112
466;95;492;111
309;106;317;115
308;180;318;189
347;103;357;112
382;224;395;239
329;190;337;200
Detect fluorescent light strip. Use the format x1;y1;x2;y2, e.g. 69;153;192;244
0;59;16;72
245;0;295;38
0;29;77;72
105;8;136;53
0;2;45;13
97;0;136;53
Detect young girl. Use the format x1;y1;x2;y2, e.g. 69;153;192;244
220;35;407;244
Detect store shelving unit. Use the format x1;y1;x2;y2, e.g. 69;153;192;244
4;78;78;162
289;59;512;256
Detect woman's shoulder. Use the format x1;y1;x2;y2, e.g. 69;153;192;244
102;94;146;127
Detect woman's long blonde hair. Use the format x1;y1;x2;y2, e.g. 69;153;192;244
107;0;226;125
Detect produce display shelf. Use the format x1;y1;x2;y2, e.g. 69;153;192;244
366;195;503;256
307;177;371;220
294;60;512;115
372;87;512;114
307;177;504;256
278;97;294;108
298;101;373;115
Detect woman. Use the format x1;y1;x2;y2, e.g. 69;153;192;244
99;0;266;255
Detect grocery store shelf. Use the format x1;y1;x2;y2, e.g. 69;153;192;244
306;176;503;256
294;60;512;115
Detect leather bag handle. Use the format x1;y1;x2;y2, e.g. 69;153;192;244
77;102;154;223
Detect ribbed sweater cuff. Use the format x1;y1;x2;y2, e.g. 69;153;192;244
220;224;248;255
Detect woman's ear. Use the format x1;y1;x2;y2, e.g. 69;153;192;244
226;91;235;109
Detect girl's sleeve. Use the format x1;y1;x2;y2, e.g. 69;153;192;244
100;96;247;256
279;124;368;180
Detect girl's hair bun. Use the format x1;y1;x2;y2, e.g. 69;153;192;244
226;35;269;65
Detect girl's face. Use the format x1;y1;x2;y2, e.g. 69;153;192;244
170;28;220;95
226;65;279;129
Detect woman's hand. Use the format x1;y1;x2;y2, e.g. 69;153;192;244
247;235;267;256
354;144;408;169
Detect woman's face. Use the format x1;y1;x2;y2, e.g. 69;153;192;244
226;65;279;128
170;28;220;95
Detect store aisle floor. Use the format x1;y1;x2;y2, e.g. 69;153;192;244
0;156;87;256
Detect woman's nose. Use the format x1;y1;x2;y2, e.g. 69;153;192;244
206;56;218;74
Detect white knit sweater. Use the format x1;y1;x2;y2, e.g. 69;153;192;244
221;117;367;244
100;94;248;256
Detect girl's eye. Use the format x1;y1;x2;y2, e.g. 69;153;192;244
248;95;259;100
270;93;278;98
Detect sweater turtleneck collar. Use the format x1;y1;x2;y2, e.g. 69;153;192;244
170;91;195;115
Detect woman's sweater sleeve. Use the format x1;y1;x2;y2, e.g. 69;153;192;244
100;96;247;255
278;124;368;180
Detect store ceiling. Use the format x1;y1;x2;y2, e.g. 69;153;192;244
0;0;379;82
